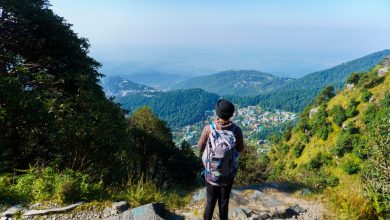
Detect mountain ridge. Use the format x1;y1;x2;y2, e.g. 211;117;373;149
172;69;294;96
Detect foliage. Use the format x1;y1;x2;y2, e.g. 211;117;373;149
362;92;390;219
235;145;270;186
229;50;390;112
361;89;373;102
126;107;201;187
305;152;332;171
331;129;361;157
315;85;335;106
309;104;333;140
291;143;305;158
0;166;104;204
172;70;292;96
346;72;361;84
342;159;360;175
346;98;359;118
330;104;347;126
118;88;219;128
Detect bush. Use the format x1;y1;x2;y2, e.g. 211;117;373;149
305;153;332;170
291;143;305;158
361;89;373;102
330;105;347;126
235;145;270;186
124;178;164;208
301;169;339;191
342;159;360;175
363;104;378;125
346;73;361;85
332;132;361;157
5;166;105;204
346;98;359;118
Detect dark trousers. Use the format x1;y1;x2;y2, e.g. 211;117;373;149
203;180;233;220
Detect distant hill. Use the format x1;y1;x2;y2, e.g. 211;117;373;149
124;71;189;90
172;70;293;96
101;76;159;97
230;49;390;112
266;59;390;218
117;88;220;128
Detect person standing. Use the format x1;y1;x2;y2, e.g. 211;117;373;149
197;99;245;220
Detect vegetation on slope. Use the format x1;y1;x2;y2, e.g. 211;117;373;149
173;70;293;96
229;50;390;112
266;62;390;219
117;88;220;128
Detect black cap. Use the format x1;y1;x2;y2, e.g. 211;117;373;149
215;99;235;120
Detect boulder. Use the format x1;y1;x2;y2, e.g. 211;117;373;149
1;205;22;218
23;202;82;217
309;107;318;119
346;83;355;90
131;203;165;220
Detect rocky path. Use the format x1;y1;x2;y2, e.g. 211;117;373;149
176;183;332;220
1;183;332;219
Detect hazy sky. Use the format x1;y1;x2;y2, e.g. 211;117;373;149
50;0;390;77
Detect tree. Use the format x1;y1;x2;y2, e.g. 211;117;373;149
330;104;347;126
346;73;361;85
315;85;335;106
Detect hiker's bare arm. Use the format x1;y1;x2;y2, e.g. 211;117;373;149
197;126;209;152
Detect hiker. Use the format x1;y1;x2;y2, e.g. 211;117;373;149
198;99;245;220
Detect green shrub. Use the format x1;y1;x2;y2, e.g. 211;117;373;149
342;159;360;175
363;104;378;125
291;143;305;158
361;89;373;102
330;105;347;126
346;98;359;118
301;169;339;191
332;132;361;157
305;153;332;170
124;178;164;208
346;73;361;85
5;166;106;204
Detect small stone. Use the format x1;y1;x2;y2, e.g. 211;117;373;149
299;188;311;195
112;201;129;213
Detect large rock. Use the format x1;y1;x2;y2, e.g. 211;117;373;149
22;202;82;217
1;205;22;218
104;203;165;220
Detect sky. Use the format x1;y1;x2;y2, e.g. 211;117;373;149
50;0;390;77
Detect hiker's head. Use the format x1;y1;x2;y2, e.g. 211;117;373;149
215;99;235;121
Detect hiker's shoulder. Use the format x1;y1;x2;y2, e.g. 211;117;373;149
231;123;243;135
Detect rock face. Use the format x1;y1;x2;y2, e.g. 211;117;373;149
309;107;318;119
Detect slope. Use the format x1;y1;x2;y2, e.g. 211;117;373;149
101;76;159;97
117;88;220;128
172;70;293;96
266;58;390;219
230;50;390;112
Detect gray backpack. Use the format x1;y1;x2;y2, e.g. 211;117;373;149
202;123;239;186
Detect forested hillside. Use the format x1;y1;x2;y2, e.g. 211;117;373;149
101;76;158;97
265;60;390;219
0;0;200;207
117;88;220;127
229;50;390;112
172;70;293;96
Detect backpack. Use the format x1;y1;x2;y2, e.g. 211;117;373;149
202;122;239;186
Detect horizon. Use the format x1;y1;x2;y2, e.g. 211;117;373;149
50;0;390;78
